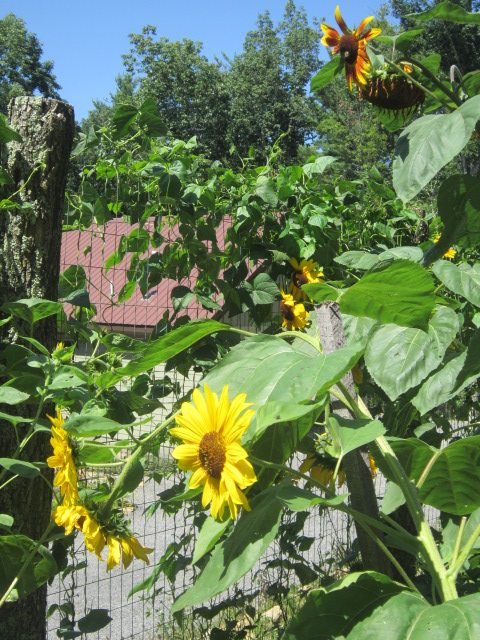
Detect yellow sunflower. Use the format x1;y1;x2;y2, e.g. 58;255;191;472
289;258;324;301
280;290;309;331
300;453;347;487
320;6;381;90
53;502;152;569
46;408;79;505
433;233;456;260
170;384;257;521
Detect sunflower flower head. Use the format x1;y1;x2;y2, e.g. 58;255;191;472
289;258;324;301
280;290;309;331
53;500;153;570
170;384;257;521
300;452;346;487
46;408;79;505
320;5;381;90
433;233;456;260
361;65;425;111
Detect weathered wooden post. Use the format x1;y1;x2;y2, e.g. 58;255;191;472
316;302;391;575
0;97;74;640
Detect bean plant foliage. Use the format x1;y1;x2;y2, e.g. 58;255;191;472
1;2;480;638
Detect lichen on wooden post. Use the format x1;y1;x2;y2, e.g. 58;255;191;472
0;96;74;640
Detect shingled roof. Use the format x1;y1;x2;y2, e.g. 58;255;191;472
61;218;230;337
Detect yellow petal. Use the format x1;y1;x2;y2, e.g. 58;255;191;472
334;5;349;34
106;535;122;571
355;15;374;36
189;466;207;489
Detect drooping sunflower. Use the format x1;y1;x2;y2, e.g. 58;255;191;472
47;408;79;505
170;384;257;521
280;290;309;331
53;502;152;570
320;6;381;90
289;258;324;301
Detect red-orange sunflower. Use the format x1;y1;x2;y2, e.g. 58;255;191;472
320;6;381;90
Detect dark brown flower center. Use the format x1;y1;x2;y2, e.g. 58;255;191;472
281;301;295;321
339;34;359;64
293;271;308;287
199;432;226;479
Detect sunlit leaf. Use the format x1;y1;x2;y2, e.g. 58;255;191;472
393;96;480;202
339;260;436;330
284;571;406;640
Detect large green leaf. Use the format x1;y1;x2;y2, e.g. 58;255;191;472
407;1;480;24
339;260;436;330
348;591;480;639
96;320;232;388
388;436;480;515
376;29;424;50
0;114;22;143
64;415;128;437
437;174;480;250
0;534;57;601
192;517;230;565
171;485;284;612
303;156;336;178
413;330;480;414
310;56;343;93
335;251;380;271
433;261;480;307
464;71;480;99
326;416;385;457
419;437;480;516
275;484;348;510
393;96;480;202
1;298;63;325
203;335;363;427
251;400;324;443
255;176;278;206
364;306;459;400
0;458;40;479
112;103;138;138
48;366;89;391
58;265;90;307
137;97;167;137
284;571;407;640
0;385;29;405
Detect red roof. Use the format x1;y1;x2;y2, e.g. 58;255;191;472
61;218;231;336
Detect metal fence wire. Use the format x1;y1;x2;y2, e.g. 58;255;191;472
47;217;467;639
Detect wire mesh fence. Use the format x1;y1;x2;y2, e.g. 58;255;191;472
47;217;476;639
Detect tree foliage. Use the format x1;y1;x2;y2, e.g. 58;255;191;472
0;13;60;114
390;0;480;72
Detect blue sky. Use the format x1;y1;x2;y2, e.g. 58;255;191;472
4;1;384;122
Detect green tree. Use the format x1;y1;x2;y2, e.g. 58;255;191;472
227;1;321;163
122;29;230;159
315;77;391;178
389;0;480;72
0;13;60;114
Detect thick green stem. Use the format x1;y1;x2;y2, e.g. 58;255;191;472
447;523;480;580
335;382;458;601
101;412;178;516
